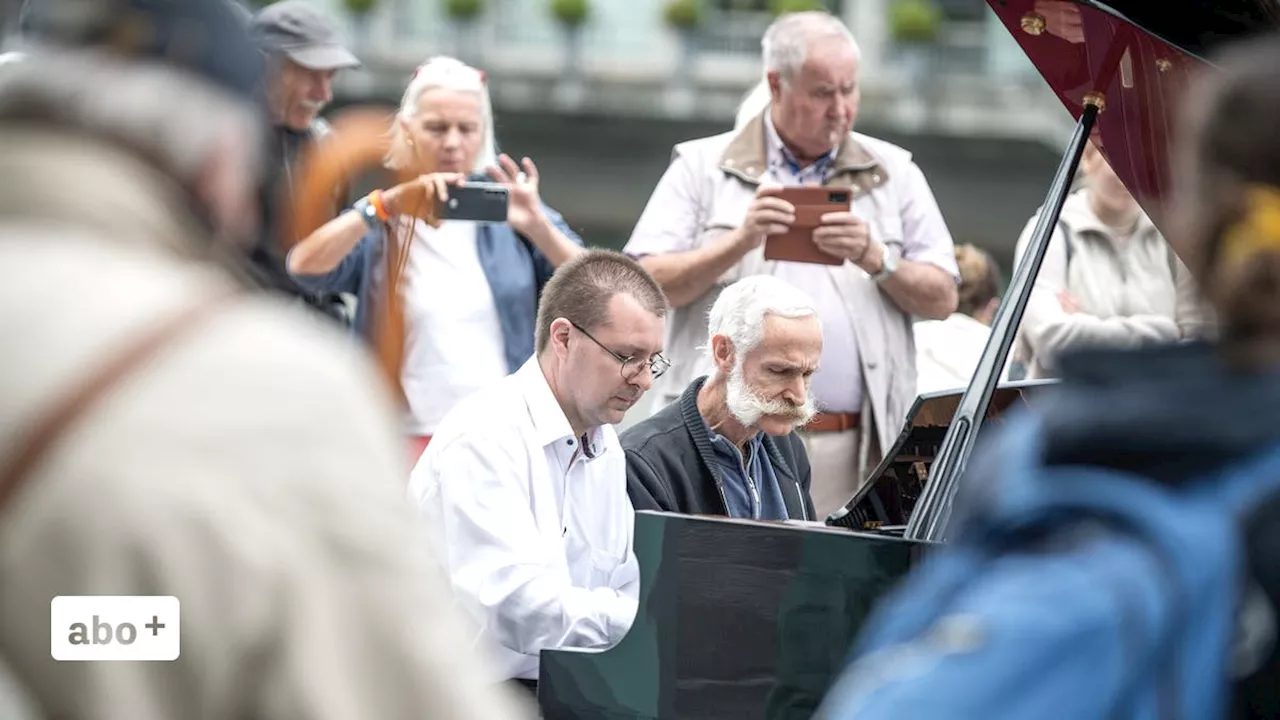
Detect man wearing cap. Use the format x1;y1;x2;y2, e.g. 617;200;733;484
251;0;361;322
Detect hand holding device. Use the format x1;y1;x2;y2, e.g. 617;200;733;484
762;187;852;266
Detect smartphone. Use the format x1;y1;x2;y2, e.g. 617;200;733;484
762;187;852;266
437;182;510;223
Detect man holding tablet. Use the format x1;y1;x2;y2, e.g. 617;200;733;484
623;10;959;519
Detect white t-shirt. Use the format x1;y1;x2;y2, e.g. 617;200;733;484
398;220;509;436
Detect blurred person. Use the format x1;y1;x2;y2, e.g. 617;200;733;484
289;55;585;462
625;11;960;519
914;243;1001;394
622;275;819;521
0;2;531;719
1010;141;1211;379
815;35;1280;720
249;0;360;322
408;250;667;695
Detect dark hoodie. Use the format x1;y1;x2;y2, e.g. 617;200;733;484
1036;342;1280;719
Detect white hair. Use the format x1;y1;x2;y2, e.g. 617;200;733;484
762;11;860;82
385;55;497;175
707;275;819;365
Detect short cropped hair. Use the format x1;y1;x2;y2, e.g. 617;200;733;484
707;275;818;363
535;250;668;354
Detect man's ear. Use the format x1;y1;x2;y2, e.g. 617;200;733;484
711;334;736;375
193;132;258;249
549;318;574;360
766;70;783;101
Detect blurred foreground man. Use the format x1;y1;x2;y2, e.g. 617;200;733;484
623;275;819;521
0;1;529;718
410;250;668;694
625;11;959;519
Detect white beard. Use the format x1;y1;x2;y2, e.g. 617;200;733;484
725;365;818;431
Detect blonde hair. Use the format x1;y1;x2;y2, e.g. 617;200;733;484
384;56;496;175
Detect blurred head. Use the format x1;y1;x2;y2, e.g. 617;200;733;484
537;251;669;431
11;0;267;247
707;276;821;436
386;56;496;176
955;244;1001;325
1081;141;1139;222
1173;34;1280;368
762;12;861;158
0;50;265;248
253;0;359;131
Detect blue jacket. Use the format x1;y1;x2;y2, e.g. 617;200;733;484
291;204;582;374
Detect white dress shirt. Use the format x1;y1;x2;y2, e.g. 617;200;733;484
408;356;640;681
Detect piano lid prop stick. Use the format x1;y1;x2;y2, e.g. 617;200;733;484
904;98;1103;543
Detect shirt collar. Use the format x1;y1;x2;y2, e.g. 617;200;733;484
516;357;607;458
702;414;762;462
763;110;838;179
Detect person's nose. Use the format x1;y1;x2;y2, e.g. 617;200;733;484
781;376;807;405
629;365;655;392
831;95;850;122
441;127;463;151
313;75;333;104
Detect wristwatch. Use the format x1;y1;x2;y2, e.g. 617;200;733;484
353;196;381;230
871;241;900;283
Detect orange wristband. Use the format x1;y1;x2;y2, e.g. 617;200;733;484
368;189;390;221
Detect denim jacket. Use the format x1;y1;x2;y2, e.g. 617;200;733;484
291;203;583;374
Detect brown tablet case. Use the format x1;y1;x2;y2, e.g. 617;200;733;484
762;186;852;266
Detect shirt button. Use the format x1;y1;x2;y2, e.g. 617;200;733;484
566;439;575;446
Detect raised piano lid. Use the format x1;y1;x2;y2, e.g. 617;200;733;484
835;0;1280;536
989;0;1280;247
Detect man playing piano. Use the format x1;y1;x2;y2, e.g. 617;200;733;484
622;276;819;521
408;250;669;697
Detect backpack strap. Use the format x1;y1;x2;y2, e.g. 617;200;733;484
0;294;231;514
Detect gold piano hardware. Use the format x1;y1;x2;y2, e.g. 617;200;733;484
1083;91;1107;112
1020;12;1047;35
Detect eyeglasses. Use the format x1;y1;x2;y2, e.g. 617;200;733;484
569;321;671;382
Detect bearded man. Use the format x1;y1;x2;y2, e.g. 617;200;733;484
621;276;819;521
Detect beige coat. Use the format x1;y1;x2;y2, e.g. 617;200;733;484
0;130;530;720
1012;189;1214;378
626;112;957;469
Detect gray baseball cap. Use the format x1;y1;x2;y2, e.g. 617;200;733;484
252;0;360;71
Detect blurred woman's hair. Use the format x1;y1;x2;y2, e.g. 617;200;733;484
384;56;497;175
955;243;1000;318
1174;34;1280;368
0;48;262;192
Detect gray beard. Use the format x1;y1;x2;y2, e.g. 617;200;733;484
725;365;817;431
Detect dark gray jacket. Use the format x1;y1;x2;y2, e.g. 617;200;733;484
621;376;815;521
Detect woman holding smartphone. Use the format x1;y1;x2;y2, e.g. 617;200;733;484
288;56;584;461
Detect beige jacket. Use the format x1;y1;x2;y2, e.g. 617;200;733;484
1012;189;1213;378
0;130;530;720
625;112;957;467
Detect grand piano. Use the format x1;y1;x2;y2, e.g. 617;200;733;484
539;2;1280;718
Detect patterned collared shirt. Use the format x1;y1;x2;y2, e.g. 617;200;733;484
763;111;838;186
